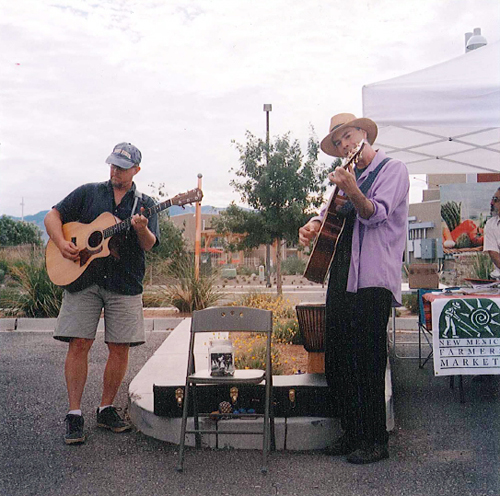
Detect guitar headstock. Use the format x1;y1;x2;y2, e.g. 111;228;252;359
171;188;204;207
342;140;365;168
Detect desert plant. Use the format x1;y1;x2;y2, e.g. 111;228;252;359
281;257;306;276
402;293;419;314
233;333;283;374
236;265;256;276
230;292;295;321
273;318;303;345
8;255;63;317
160;257;224;313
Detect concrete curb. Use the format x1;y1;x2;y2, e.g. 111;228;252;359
0;315;419;331
0;317;184;332
128;318;397;450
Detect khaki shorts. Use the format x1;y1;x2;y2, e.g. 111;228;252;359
54;284;145;347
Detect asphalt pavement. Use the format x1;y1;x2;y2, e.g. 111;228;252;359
1;329;500;496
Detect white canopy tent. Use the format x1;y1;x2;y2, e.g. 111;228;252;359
362;41;500;175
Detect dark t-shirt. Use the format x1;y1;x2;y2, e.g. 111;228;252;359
54;180;160;295
327;167;363;294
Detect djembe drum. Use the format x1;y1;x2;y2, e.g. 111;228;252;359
295;302;326;373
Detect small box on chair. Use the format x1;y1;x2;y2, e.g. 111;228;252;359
408;263;439;289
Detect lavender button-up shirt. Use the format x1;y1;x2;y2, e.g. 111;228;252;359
312;149;409;305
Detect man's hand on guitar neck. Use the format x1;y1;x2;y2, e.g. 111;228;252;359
299;220;321;247
131;207;156;251
329;168;375;220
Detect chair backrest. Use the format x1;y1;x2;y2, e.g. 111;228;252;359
187;306;273;376
191;306;273;334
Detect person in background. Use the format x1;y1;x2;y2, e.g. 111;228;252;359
299;113;409;464
45;142;160;445
484;187;500;278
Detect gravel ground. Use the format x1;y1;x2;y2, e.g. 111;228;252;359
1;330;500;496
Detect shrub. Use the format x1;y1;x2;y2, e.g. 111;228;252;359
233;333;283;375
402;293;419;314
273;318;303;345
8;255;63;317
236;265;256;276
160;257;224;313
281;257;306;276
230;292;295;321
142;290;172;308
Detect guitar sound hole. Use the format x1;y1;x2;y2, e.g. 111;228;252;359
88;231;103;249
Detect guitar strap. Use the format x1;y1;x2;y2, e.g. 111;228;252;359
337;157;391;218
131;188;143;216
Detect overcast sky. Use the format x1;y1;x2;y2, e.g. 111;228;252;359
1;0;499;217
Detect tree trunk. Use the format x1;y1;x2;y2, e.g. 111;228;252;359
276;237;283;295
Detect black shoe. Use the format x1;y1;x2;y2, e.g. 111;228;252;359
323;433;357;456
96;406;132;433
65;414;85;445
347;444;389;464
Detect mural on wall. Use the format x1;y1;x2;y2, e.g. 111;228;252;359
440;183;498;254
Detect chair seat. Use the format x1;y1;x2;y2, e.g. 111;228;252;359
189;369;265;384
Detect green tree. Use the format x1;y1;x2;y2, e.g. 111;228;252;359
145;182;189;277
0;216;43;247
147;215;187;263
214;129;332;294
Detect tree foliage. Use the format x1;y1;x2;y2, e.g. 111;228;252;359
213;129;334;293
215;130;330;244
146;182;189;264
149;215;188;262
0;216;43;247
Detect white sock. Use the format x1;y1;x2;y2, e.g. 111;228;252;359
68;409;82;416
98;405;112;413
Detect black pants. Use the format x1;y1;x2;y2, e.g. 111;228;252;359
325;286;392;446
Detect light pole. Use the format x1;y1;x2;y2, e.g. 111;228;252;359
263;104;272;288
194;173;203;280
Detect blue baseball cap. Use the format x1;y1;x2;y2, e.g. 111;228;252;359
105;142;142;169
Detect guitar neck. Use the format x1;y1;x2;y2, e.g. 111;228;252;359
102;198;173;240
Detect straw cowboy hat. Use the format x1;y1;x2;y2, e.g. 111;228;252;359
320;113;378;157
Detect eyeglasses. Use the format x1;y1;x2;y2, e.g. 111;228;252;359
492;197;500;203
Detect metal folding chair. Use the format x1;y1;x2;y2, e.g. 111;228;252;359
177;306;275;474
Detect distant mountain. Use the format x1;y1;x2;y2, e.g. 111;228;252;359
167;205;225;216
7;206;225;242
8;211;50;242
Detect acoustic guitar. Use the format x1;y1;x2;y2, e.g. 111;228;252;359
303;142;365;284
46;188;203;287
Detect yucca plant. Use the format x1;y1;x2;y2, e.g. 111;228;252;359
9;254;63;317
160;256;224;313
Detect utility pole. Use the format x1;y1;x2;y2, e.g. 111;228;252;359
194;174;203;280
20;197;25;221
263;104;272;288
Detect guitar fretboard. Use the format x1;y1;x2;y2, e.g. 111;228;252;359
102;199;174;240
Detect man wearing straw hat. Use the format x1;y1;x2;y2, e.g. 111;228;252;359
299;113;409;464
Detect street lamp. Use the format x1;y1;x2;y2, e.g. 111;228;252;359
263;104;272;288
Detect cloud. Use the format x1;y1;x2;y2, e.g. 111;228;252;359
1;0;499;216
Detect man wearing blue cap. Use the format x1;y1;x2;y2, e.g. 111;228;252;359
45;142;160;445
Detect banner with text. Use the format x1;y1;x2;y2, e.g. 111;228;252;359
432;296;500;376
